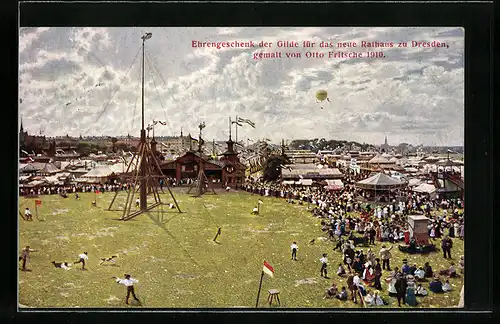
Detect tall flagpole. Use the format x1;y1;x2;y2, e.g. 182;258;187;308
229;117;232;140
235;115;238;145
255;269;264;308
139;32;152;211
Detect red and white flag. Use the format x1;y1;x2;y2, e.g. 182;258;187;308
263;261;274;277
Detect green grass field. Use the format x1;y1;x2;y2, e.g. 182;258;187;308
18;189;464;308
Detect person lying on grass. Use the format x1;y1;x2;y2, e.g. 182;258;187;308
52;261;71;270
99;255;118;265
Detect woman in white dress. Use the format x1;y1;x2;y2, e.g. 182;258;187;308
386;271;398;296
429;225;436;240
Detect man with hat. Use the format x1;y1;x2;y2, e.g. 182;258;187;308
320;253;329;278
441;235;453;259
373;258;383;290
379;244;393;271
401;259;411;275
394;272;407;307
113;274;141;305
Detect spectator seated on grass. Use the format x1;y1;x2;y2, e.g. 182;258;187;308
366;290;387;306
401;259;411;275
337;263;346;277
415;284;428;296
439;262;458;278
323;282;338;299
336;287;348;301
423;262;434;278
414;267;426;281
442;279;452;292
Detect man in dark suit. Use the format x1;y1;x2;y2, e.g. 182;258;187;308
441;235;453;259
395;273;407;307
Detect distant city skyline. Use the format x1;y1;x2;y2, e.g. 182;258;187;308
19;27;464;146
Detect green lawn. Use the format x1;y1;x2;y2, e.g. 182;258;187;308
18;190;464;308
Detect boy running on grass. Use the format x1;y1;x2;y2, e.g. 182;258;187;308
74;252;89;270
112;274;141;305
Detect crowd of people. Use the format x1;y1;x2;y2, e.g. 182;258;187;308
19;167;464;307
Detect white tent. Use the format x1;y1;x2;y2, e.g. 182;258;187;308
408;178;423;187
355;172;407;190
412;183;436;194
82;166;114;178
389;156;399;163
368;154;391;164
108;162;127;174
297;179;313;186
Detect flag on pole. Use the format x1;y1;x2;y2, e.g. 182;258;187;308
258;199;263;205
232;120;243;126
95;190;100;194
237;117;256;128
35;200;42;206
263;261;274;277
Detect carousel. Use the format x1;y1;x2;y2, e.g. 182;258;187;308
354;172;407;203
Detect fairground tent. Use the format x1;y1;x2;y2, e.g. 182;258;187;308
412;183;436;194
368;154;391;164
355;172;407;191
324;179;344;191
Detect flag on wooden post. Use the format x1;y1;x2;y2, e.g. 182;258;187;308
258;199;263;205
263;261;274;277
256;260;274;307
35;200;42;206
95;190;100;194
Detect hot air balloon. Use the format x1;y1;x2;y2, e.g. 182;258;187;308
315;89;330;109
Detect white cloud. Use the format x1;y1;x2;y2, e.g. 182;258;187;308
19;27;464;146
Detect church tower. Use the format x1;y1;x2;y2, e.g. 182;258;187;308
19;117;26;145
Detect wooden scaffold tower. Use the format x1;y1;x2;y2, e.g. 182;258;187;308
187;122;217;197
107;32;181;221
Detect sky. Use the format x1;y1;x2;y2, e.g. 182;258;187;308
18;27;464;146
